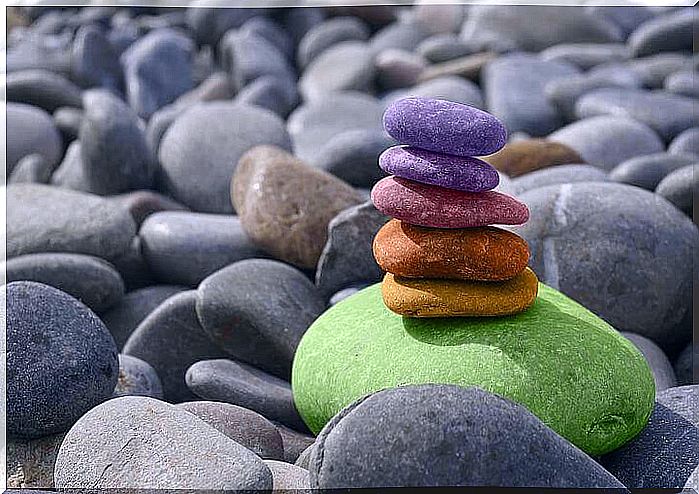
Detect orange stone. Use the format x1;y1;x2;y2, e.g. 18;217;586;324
381;268;539;317
482;139;582;177
373;220;530;281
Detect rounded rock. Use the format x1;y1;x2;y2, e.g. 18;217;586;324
610;152;697;191
483;139;583;178
7;102;62;174
655;164;699;216
669;127;699;156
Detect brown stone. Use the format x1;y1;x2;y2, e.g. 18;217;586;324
482;139;583;177
231;145;364;269
373;220;530;281
381;267;539;317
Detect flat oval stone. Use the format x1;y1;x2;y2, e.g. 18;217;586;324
371;176;529;228
483;139;582;178
382;268;539;317
373;220;529;281
379;146;499;192
383;97;507;156
291;282;656;455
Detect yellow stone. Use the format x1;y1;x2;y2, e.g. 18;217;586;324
382;267;539;317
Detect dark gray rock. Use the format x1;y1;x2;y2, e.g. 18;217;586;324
626;53;694;89
549;116;664;171
71;25;122;91
512;182;698;353
7;102;62;174
120;28;195;119
299;41;375;101
6;69;83;112
622;332;678;392
416;33;475;63
79;89;154;194
122;290;228;402
610;152;697;190
375;49;427;90
108;20;140;56
185;1;263;46
669;127;699;156
177;401;284;459
101;285;187;349
8;154;53;185
3;253;124;313
576;88;699;141
274;423;315;463
511;164;609;194
113;354;163;399
315;201;388;299
483;53;580;136
108;189;189;226
309;385;626;489
655;164;699;216
239;16;294;61
109;236;157;291
5;281;119;438
159;101;292;213
383;75;484;110
53;396;273;491
50;140;90;192
53;106;83;142
6;432;65;489
369;20;429;54
283;7;326;45
140;211;267;287
6;183;137;261
539;43;630;70
196;259;325;379
310;129;392;188
674;344;695;386
297;16;370;68
460;5;621;52
265;460;311;492
665;70;699;98
186;358;308;432
234;75;299;118
628;8;695;57
287;91;383;163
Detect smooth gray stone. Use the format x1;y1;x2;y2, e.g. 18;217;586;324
665;70;699;98
629;8;695;57
71;25;122;91
283;6;326;44
669;128;699;156
6;432;65;489
610;152;698;190
53;396;273;491
297;16;370;68
239;16;294;61
460;5;621;52
412;3;465;35
658;385;699;426
113;354;163;399
6;183;137;261
173;70;234;108
101;285;187;349
315;201;388;299
539;43;630;70
274;423;315;464
287;91;383;163
295;444;314;470
265;460;311;492
655;164;699;216
108;20;140;56
122;290;228;402
108;190;189;226
512;182;698;352
483;53;579;136
196;259;325;379
140;211;266;287
234;75;299;118
5;281;119;439
7;102;62;174
79;89;154;194
159;101;292;213
53;106;83;142
109;236;156;292
375;49;426;90
549;116;664;171
8;154;53;185
185;0;263;46
511;164;609;194
50;140;91;193
3;253;124;313
586;5;656;37
383;75;484;110
309;385;626;489
416;33;475;63
309;129;392;188
7;33;72;76
299;41;375;101
576;88;699;141
186;358;308;432
120;28;195;119
369;20;429;54
626;53;694;88
6;69;83;112
622;332;678;392
144;103;184;155
674;344;695;386
177;401;284;460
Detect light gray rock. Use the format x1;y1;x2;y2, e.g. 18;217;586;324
7;102;62;174
626;53;694;88
369;20;429;54
265;460;311;492
610;152;697;190
383;75;484;110
185;0;263;46
375;49;426;90
71;25;122;91
511;164;609;194
539;43;630;70
628;8;695;57
416;34;475;63
665;70;699;99
412;3;465;35
297;16;370;68
655;164;699;216
669;128;699;156
622;332;678;392
8;154;53;185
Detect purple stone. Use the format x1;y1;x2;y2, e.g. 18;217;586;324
382;97;508;156
379;146;500;192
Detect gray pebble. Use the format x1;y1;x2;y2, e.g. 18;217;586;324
674;343;695;386
622;332;678;392
369;20;429;54
71;24;122;91
239;16;294;61
297;16;370;68
274;423;315;464
113;354;163;399
627;53;694;88
412;3;465;35
511;164;609;194
628;8;695;57
50;140;90;192
375;49;427;90
610;152;698;190
665;70;699;98
53;106;83;142
383;75;484;110
416;33;475;63
655;164;699;216
539;43;630;70
265;460;311;492
295;444;314;469
669;127;699;156
108;189;189;226
185;0;263;46
658;385;699;426
7;102;62;174
8;154;53;185
234;75;299;118
6;69;83;112
586;5;655;37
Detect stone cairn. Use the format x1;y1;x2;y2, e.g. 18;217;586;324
371;97;539;317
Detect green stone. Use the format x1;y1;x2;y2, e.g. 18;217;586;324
291;283;654;455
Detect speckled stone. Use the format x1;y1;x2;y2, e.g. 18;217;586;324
265;460;311;492
383;97;507;157
379;146;499;192
374;220;529;281
483;139;583;178
382;268;539;317
371;176;529;228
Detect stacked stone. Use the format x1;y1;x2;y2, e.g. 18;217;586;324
371;97;538;317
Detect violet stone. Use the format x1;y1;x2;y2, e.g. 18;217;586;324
382;97;507;157
371;176;529;228
379;146;499;192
